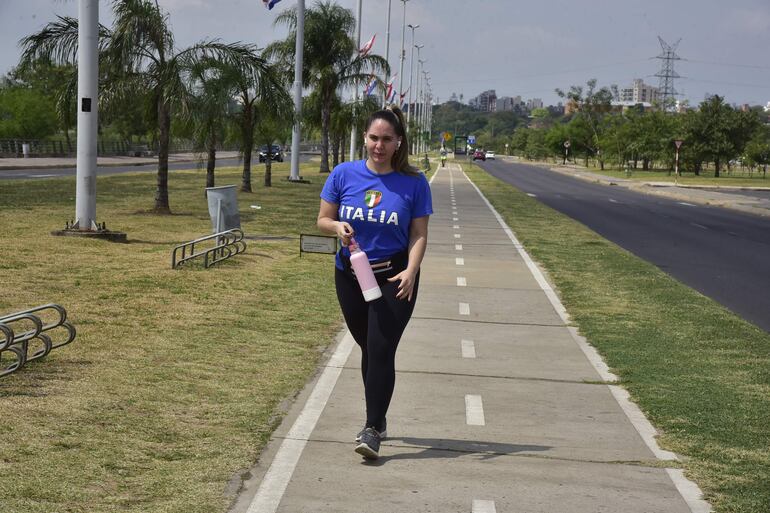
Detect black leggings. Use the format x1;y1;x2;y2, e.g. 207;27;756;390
335;251;419;431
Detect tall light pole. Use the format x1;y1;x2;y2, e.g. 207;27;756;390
416;58;425;153
349;0;363;161
73;0;99;231
383;0;392;107
289;0;305;181
397;0;409;107
406;28;420;128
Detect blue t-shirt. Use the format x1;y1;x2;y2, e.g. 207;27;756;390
320;160;433;269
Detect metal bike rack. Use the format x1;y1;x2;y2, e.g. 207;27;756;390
171;228;247;269
0;304;77;378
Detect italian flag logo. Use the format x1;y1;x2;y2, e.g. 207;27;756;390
365;190;383;208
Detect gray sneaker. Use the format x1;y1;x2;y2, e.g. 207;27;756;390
355;427;381;460
355;419;386;442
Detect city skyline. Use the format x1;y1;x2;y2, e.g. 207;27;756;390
1;0;769;108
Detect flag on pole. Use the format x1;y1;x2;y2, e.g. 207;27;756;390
359;34;376;56
262;0;282;10
364;76;377;96
385;74;398;104
399;90;409;110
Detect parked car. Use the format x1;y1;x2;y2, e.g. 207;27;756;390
472;149;486;161
485;151;496;160
258;145;284;163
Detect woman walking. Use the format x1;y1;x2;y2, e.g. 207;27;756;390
317;106;433;460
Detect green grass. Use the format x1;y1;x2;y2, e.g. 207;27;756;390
0;163;342;512
463;163;770;512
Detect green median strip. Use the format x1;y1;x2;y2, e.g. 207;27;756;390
464;163;770;513
0;165;341;513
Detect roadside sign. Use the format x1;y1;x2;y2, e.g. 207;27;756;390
674;140;683;149
468;135;476;145
443;132;452;142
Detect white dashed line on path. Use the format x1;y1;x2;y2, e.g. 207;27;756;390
679;201;696;207
609;198;619;203
461;339;476;358
456;257;465;266
454;233;461;239
459;303;470;316
691;223;708;230
455;244;463;251
465;395;485;426
472;500;497;513
453;225;460;229
526;193;537;197
456;277;467;287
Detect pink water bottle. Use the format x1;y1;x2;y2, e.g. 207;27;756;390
349;237;382;302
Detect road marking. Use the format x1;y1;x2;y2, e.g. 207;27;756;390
457;277;467;287
29;174;59;178
455;244;463;251
691;223;708;230
459;302;470;315
472;500;497;513
465;395;485;425
526;193;537;197
453;224;460;229
453;217;459;221
454;233;461;239
609;198;619;203
456;257;465;266
245;332;355;513
461;339;476;358
679;201;696;207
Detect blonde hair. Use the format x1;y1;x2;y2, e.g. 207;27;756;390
365;105;420;176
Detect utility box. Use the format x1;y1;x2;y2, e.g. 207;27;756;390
205;185;241;233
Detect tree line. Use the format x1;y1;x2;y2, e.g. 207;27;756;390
0;0;388;212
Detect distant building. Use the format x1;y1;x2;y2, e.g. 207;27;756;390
764;101;770;112
619;79;659;104
496;96;516;112
526;98;544;110
470;90;497;112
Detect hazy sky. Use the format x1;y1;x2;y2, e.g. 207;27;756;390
2;0;769;107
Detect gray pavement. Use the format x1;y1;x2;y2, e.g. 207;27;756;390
230;163;710;513
503;157;770;219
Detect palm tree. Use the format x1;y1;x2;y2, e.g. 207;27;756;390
266;1;388;173
19;0;278;213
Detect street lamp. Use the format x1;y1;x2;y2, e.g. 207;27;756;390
349;0;363;161
397;0;410;105
406;27;420;127
383;0;392;107
289;0;306;180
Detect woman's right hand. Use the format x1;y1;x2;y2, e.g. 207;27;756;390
335;221;354;246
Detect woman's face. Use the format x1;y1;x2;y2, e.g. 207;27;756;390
365;118;401;167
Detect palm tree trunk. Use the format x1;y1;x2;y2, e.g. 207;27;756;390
714;158;721;178
320;103;331;173
154;98;171;213
332;134;340;168
241;104;254;192
341;134;346;162
206;143;216;189
265;156;272;187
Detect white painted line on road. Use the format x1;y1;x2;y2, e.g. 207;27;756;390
455;244;463;251
461;339;476;359
609;198;619;203
679;201;696;207
29;174;59;178
472;500;497;513
465;395;485;426
456;257;465;266
245;331;355;513
454;233;461;239
691;223;708;230
453;225;460;229
526;193;537;197
458;168;710;512
453;217;459;221
459;302;470;315
456;277;467;287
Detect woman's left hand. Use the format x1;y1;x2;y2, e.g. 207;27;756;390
388;269;417;301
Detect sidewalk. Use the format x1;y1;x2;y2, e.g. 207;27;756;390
229;163;710;513
505;157;770;218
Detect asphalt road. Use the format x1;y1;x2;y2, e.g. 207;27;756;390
477;159;770;333
0;155;312;180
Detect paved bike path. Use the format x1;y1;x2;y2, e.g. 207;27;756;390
232;164;710;513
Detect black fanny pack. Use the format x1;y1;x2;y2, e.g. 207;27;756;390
339;248;409;284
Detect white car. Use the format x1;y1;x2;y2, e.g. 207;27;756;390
485;151;496;160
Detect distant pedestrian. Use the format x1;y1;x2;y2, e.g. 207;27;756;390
317;105;433;460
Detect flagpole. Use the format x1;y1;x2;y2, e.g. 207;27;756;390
406;25;419;146
289;0;304;181
398;0;409;109
383;0;392;107
348;0;363;162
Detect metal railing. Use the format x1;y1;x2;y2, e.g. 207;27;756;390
0;304;77;378
171;229;247;269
